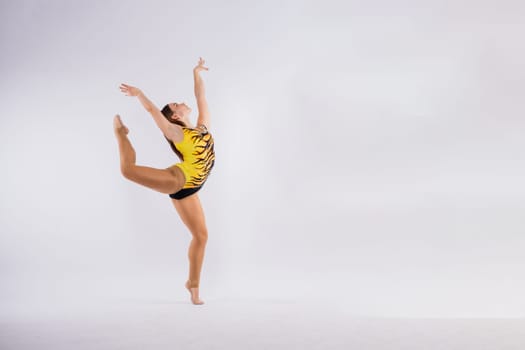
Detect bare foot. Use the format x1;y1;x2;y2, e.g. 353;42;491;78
113;114;129;135
185;280;205;305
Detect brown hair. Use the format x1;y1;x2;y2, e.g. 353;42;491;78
161;104;186;161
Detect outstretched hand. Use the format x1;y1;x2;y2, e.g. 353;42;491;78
119;83;141;97
193;57;209;73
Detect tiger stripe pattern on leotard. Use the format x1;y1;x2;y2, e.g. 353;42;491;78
171;126;215;189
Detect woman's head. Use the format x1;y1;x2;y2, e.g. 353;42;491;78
161;102;192;127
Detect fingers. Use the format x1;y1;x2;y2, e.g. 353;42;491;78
119;83;132;96
195;57;209;72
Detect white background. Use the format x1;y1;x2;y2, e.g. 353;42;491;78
1;0;525;318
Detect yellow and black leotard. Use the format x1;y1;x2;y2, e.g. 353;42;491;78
168;125;215;199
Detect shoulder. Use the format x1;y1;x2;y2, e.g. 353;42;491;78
165;124;184;144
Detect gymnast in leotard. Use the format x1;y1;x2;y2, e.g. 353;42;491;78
113;57;215;305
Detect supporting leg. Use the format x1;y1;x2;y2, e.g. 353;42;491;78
187;230;208;288
172;193;208;305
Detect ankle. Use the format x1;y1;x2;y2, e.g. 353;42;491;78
187;279;199;288
115;128;128;138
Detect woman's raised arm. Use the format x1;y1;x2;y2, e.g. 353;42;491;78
193;57;211;130
120;83;180;140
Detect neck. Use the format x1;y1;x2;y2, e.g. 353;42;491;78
181;117;192;128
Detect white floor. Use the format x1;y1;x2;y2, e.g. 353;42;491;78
2;295;524;350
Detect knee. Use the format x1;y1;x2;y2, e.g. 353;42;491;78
193;229;208;244
120;165;135;180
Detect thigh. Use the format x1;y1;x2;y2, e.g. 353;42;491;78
126;165;185;194
171;193;207;234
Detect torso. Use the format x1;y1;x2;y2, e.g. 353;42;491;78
170;125;215;188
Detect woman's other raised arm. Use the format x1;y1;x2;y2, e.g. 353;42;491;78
193;57;210;130
120;83;181;141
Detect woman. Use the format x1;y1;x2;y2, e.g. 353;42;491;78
113;57;215;305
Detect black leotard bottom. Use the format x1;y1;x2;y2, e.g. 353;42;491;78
169;186;202;200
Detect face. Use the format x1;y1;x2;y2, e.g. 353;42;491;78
169;102;191;120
